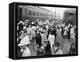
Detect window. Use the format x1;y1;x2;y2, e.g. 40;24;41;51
37;12;39;16
25;8;27;13
33;11;35;16
28;10;32;15
40;13;42;16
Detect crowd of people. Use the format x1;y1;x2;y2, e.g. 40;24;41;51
17;19;77;57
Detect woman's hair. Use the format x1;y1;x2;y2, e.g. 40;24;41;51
24;30;27;33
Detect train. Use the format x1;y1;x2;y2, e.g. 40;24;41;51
63;9;76;25
17;5;54;22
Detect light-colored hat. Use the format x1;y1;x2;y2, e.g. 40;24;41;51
23;26;26;30
19;21;23;23
18;35;30;46
18;43;28;46
43;29;46;33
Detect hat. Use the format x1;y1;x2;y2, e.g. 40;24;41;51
18;39;30;46
23;26;26;30
18;43;28;46
18;35;30;46
19;21;23;23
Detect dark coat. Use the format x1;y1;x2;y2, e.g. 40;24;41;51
36;33;41;48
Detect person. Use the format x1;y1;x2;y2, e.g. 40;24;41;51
31;25;37;31
63;26;68;38
70;27;75;44
41;29;47;45
21;45;31;57
62;38;71;54
56;26;63;48
17;30;28;44
69;43;76;54
36;31;42;48
61;26;64;37
48;32;55;55
37;44;45;56
53;28;56;38
44;41;52;55
54;42;63;55
17;45;22;57
47;27;51;38
20;31;30;44
27;24;32;35
29;39;37;56
17;21;24;38
17;21;24;32
18;33;31;57
67;25;71;39
31;26;36;40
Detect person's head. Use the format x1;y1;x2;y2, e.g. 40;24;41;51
57;26;60;30
46;41;50;45
54;42;60;48
19;20;23;23
49;32;51;34
44;41;47;45
51;31;54;35
29;24;31;28
43;27;46;30
71;43;75;48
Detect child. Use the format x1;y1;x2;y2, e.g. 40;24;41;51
54;42;63;55
18;44;31;57
37;45;45;56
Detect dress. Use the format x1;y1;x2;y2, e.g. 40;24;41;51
56;29;63;47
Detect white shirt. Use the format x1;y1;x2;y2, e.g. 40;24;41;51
31;26;36;31
48;34;55;46
70;27;74;34
27;27;31;34
41;33;47;44
31;30;36;37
